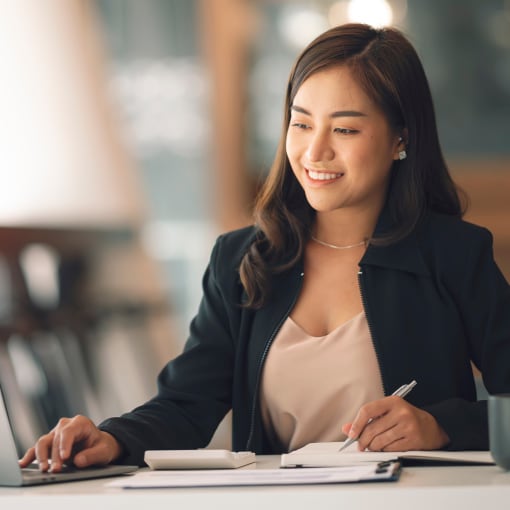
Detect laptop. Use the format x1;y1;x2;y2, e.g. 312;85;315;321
0;386;137;486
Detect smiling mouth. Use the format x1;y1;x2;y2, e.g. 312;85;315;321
306;169;344;181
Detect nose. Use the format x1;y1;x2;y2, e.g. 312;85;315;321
306;130;334;162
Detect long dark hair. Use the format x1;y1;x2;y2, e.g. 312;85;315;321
240;23;464;308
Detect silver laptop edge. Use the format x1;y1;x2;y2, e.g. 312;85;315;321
0;386;137;486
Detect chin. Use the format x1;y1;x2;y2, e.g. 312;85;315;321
307;201;345;213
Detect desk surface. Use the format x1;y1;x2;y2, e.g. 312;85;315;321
1;456;510;510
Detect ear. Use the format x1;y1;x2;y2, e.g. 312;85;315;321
399;128;409;147
393;128;408;161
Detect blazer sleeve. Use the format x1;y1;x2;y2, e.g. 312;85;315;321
424;227;510;450
99;236;235;465
456;228;510;393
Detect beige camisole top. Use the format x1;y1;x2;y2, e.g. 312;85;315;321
260;311;384;452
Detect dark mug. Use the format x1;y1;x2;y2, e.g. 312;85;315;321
489;394;510;470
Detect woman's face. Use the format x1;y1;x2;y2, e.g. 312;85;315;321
286;65;403;216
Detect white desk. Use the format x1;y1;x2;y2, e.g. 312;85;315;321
1;456;510;510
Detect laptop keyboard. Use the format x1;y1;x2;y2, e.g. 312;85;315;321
23;463;79;476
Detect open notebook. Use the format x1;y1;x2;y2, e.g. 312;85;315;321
281;441;495;468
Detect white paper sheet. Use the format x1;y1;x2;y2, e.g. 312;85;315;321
106;462;400;488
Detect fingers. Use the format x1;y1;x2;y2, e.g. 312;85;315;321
18;446;36;468
34;430;58;472
361;422;403;452
346;396;413;451
72;434;118;468
341;422;352;436
345;398;391;448
358;398;409;451
55;415;104;471
57;416;90;462
50;416;83;472
25;415;102;472
349;396;450;452
50;424;66;472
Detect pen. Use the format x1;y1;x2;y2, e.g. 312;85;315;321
339;380;417;452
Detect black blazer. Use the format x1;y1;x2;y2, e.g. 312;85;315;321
100;210;510;465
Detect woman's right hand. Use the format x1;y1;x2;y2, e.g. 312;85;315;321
18;415;123;472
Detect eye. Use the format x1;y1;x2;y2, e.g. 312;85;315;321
290;122;310;130
334;127;358;135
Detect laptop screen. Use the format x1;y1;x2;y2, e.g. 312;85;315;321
0;385;25;486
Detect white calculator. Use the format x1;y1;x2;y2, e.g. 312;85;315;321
144;449;256;470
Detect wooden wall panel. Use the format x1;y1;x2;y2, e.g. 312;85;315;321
451;160;510;281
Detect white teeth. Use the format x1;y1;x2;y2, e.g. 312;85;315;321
308;170;342;181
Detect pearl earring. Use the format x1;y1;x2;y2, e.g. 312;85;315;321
398;137;407;160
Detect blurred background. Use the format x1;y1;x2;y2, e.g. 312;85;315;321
0;0;508;452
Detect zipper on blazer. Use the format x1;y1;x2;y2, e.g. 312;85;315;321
245;271;304;450
358;267;388;396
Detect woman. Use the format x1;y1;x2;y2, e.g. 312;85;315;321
21;23;510;471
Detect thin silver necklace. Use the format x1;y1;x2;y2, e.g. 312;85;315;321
311;236;367;250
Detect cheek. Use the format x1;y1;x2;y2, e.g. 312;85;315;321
355;136;395;167
346;142;394;186
285;132;296;157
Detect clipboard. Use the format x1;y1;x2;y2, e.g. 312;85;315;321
106;461;401;488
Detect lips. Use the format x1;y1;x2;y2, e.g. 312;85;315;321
306;168;344;182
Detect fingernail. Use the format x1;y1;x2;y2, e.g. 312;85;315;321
348;428;357;439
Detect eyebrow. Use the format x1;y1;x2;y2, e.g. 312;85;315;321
291;104;367;118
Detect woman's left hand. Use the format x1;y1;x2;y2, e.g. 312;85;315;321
341;395;450;451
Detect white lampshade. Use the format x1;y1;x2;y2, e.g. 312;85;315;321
0;0;145;228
